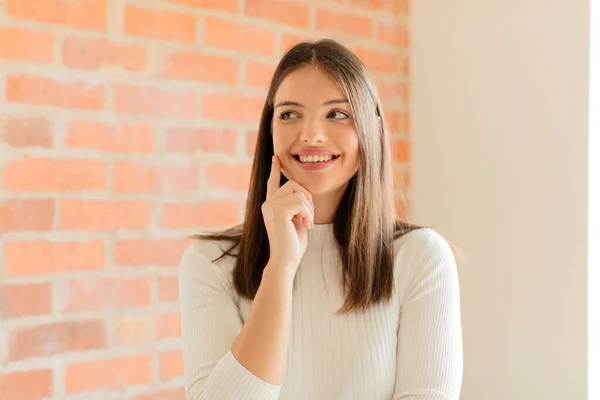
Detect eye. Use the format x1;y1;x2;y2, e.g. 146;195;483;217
327;110;350;119
279;111;299;120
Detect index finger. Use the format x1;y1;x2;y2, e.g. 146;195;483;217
266;155;281;200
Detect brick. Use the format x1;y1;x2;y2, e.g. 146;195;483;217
353;48;399;74
0;199;54;232
1;283;52;318
399;84;409;105
62;277;152;313
4;157;106;191
204;164;252;191
125;5;196;43
393;169;410;191
281;33;314;53
386;110;399;133
113;84;197;119
6;75;105;110
60;199;152;231
163;0;236;11
387;110;410;134
160;350;183;380
391;139;409;162
245;60;276;89
316;9;372;39
112;162;198;193
246;131;258;155
114;238;190;267
221;129;238;154
398;0;409;15
6;0;105;31
160;312;181;338
131;387;186;400
204;17;275;56
349;0;399;14
165;127;239;154
65;354;153;393
376;80;407;104
245;0;309;28
159;276;179;302
202;93;264;123
161;201;239;228
63;37;146;71
113;316;156;346
66;122;154;153
395;198;411;219
163;52;238;84
0;369;52;400
403;111;411;132
378;21;409;47
8;320;106;361
1;116;53;148
165;127;218;153
4;240;105;276
0;27;54;63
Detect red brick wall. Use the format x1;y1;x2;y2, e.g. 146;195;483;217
0;0;410;398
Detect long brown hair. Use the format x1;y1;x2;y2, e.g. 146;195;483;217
196;39;428;314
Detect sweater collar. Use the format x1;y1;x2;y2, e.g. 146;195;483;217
307;223;336;250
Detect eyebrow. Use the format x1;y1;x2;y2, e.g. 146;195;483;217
274;99;349;108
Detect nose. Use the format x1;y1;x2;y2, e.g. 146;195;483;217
299;118;326;144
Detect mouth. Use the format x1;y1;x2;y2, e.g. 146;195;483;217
291;153;340;172
292;154;341;163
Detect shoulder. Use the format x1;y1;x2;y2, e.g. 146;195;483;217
179;237;237;288
393;227;454;260
392;227;458;285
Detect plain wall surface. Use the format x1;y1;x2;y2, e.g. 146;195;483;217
410;1;590;399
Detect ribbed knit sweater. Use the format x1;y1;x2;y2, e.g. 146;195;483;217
179;224;463;400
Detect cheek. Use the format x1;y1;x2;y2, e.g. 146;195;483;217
342;131;360;161
271;125;295;152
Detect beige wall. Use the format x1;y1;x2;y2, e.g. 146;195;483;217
410;1;591;399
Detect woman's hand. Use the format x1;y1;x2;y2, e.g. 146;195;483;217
261;155;315;274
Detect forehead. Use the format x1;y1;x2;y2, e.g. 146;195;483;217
274;65;345;104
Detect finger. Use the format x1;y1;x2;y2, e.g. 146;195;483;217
273;180;315;209
292;214;304;231
279;193;314;226
296;192;314;225
299;193;315;227
302;216;311;230
266;155;281;200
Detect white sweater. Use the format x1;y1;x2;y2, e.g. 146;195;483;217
179;224;463;400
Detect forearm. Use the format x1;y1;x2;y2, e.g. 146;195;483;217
231;262;295;386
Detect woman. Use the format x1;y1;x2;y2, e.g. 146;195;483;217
179;39;463;399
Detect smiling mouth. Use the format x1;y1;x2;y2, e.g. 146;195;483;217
292;154;341;163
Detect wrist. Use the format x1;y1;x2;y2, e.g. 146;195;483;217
263;261;296;284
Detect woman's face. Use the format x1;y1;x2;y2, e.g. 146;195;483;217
272;65;360;196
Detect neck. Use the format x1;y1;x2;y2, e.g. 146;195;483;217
312;182;348;224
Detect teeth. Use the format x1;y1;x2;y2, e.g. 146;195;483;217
299;155;335;163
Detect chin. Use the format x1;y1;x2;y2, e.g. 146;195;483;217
293;177;350;196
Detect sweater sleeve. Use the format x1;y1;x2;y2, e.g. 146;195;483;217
392;230;464;399
179;241;282;400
